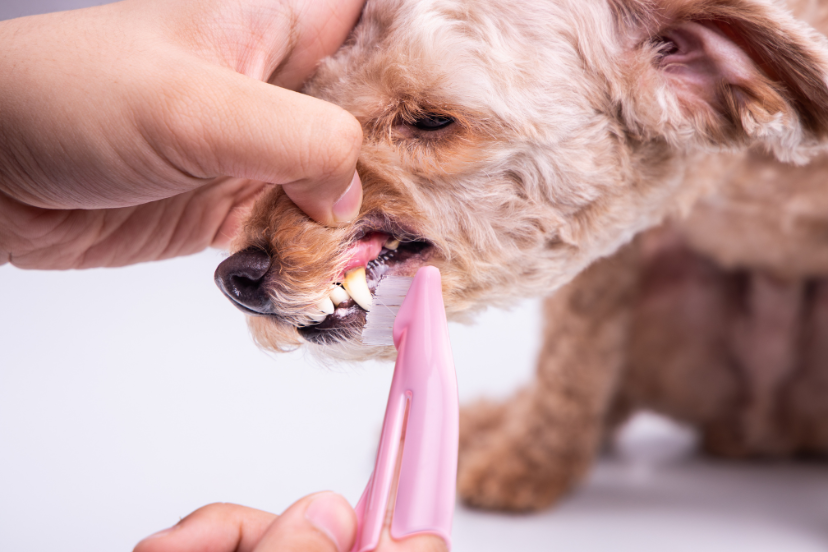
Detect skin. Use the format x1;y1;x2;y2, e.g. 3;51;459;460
0;0;365;269
133;493;448;552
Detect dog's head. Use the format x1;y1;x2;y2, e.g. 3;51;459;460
216;0;828;358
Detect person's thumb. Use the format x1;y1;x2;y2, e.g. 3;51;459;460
147;64;363;226
255;491;357;552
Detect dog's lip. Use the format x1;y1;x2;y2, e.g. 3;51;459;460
298;303;366;339
349;214;422;244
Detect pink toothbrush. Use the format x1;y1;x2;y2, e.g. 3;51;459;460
353;266;459;552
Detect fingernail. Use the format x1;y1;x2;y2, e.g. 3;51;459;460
332;171;362;224
305;492;355;552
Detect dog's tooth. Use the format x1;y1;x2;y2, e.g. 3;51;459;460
384;238;400;250
307;311;327;323
342;267;372;311
317;297;335;315
330;285;350;307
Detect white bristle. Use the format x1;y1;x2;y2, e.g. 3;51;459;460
361;276;414;346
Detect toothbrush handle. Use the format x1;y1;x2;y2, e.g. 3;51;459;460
390;330;458;545
351;266;458;552
351;388;409;552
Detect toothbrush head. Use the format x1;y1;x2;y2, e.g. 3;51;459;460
361;275;414;346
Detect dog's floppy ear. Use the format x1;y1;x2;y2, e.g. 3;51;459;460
612;0;828;161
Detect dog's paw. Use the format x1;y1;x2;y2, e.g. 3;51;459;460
457;398;589;512
457;430;581;512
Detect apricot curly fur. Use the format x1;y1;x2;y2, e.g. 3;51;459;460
228;0;828;510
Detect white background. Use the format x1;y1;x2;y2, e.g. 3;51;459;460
2;2;827;551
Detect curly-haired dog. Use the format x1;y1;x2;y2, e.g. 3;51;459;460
215;0;828;511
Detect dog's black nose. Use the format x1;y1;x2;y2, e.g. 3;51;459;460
214;248;275;315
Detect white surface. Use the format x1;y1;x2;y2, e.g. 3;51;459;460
0;250;537;551
2;251;827;552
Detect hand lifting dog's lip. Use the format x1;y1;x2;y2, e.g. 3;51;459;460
215;0;828;358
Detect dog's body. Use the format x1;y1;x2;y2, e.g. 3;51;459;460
216;0;828;511
460;160;828;511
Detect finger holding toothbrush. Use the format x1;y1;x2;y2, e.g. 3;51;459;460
133;492;447;552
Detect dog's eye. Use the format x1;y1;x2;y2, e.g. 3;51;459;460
411;114;454;131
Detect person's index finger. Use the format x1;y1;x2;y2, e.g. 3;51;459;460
133;502;277;552
282;167;363;227
144;65;363;226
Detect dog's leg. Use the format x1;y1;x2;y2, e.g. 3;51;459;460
457;244;639;512
773;277;828;457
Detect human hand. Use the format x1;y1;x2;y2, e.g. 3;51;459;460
133;493;448;552
0;0;364;269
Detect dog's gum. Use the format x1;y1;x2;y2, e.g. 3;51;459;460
340;232;389;277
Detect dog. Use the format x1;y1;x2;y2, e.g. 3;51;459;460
215;0;828;512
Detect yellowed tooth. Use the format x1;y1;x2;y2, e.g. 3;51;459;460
384;238;400;250
342;266;372;311
317;297;335;315
329;285;350;307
